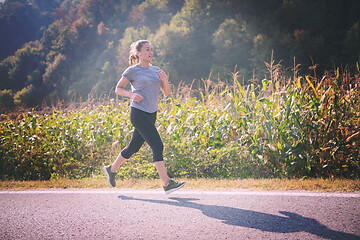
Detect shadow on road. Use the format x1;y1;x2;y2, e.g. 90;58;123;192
118;195;360;240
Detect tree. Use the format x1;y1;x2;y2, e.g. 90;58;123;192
129;0;173;31
14;84;42;107
0;57;12;90
0;89;15;110
212;17;253;81
7;43;43;91
152;0;233;84
1;0;360;109
251;33;273;80
42;53;67;88
0;0;53;60
344;21;360;64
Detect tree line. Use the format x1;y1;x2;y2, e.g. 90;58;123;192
0;0;359;108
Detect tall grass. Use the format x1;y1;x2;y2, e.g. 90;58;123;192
1;63;359;180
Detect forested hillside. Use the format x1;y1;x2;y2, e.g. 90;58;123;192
1;0;360;108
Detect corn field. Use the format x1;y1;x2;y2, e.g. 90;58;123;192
1;64;359;180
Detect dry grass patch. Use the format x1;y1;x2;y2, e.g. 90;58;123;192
1;178;359;192
182;178;360;192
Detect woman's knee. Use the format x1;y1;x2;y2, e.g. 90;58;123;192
121;144;142;159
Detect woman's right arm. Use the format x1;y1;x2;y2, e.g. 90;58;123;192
115;76;143;102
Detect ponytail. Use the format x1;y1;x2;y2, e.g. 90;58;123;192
128;40;150;66
129;53;139;66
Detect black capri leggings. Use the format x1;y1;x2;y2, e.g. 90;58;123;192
121;107;164;162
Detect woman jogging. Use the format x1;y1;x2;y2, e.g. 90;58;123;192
104;40;185;194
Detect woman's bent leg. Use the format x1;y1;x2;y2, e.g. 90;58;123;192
108;108;174;188
130;108;164;162
154;161;170;186
130;108;169;185
110;152;127;172
111;128;145;172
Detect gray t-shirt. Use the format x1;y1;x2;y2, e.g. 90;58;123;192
122;64;161;113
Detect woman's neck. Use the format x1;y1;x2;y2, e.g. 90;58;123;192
138;60;150;68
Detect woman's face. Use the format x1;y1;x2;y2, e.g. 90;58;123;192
138;42;153;62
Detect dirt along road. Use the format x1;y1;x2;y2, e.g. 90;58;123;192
1;189;359;240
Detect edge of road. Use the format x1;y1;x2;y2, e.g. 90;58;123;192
1;189;360;198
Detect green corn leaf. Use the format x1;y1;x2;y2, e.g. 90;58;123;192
258;98;273;106
305;75;319;101
265;120;272;141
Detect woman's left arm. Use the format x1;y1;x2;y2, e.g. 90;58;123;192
158;69;171;97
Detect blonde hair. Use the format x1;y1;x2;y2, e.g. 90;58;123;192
129;40;150;66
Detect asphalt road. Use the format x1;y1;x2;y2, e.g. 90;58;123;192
1;189;359;240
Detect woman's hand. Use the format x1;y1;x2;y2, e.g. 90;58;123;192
158;69;168;82
158;70;171;96
131;93;144;102
115;76;143;102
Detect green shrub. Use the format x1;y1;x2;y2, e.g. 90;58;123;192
0;89;15;110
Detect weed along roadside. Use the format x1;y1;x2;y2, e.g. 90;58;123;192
0;65;359;182
1;178;360;193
